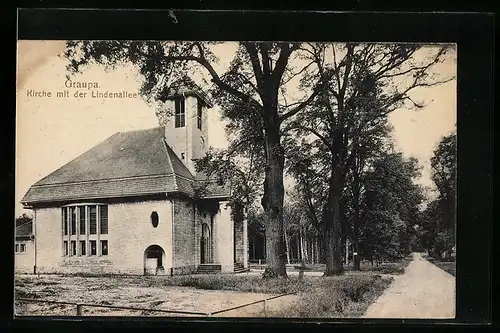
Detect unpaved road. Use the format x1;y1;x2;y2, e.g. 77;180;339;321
363;252;455;319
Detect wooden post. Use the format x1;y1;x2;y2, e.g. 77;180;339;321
263;300;266;317
76;304;82;316
298;259;305;281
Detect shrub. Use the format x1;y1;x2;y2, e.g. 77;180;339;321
268;274;392;318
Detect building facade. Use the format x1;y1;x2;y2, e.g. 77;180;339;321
15;221;35;274
20;88;248;275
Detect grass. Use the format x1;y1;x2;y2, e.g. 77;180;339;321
130;274;309;294
425;257;456;277
265;274;393;318
15;256;412;317
15;272;394;318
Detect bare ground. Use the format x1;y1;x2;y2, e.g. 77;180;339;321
363;252;456;319
15;274;298;317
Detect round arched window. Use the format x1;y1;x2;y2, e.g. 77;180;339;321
151;212;159;228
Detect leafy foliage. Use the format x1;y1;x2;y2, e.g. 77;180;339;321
359;152;425;261
418;132;456;259
284;43;453;274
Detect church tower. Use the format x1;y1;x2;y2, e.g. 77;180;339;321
160;87;212;176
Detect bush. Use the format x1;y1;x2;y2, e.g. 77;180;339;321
268;274;392;318
137;274;310;294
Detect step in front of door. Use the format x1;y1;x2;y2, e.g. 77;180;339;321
196;264;222;274
234;262;250;273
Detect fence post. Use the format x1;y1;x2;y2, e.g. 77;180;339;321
76;304;82;316
263;299;266;317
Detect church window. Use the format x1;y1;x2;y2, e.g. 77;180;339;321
61;204;109;257
175;98;186;128
89;205;97;234
100;205;108;234
80;240;86;256
70;207;76;235
101;240;108;256
79;206;86;235
90;240;97;256
197;100;203;130
151;211;159;228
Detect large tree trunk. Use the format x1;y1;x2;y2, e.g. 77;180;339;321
261;101;287;278
323;170;344;275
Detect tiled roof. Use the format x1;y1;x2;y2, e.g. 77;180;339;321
16;221;33;238
21;127;230;205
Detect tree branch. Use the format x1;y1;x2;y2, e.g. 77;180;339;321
272;43;292;84
288;125;333;151
164;54;263;110
242;42;264;90
279;85;324;124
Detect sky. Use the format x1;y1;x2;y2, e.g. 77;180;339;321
15;41;457;217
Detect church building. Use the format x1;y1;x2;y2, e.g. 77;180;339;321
20;86;248;276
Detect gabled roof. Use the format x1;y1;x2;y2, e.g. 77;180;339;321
16;221;33;239
21;127;230;205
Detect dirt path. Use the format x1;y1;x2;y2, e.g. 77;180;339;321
363;252;455;319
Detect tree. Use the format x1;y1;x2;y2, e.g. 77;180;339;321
63;41;331;278
431;132;457;233
419;132;456;260
343;123;393;270
359;152;425;263
285;43;454;275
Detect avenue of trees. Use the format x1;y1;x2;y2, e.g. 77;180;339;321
63;41;455;277
416;132;457;261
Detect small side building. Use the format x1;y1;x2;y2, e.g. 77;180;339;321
15;221;35;274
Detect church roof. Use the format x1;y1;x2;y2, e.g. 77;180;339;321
21;127;230;205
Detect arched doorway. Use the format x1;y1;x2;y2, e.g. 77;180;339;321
200;223;212;264
144;245;165;276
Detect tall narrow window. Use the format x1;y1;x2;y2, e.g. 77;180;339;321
90;240;97;256
63;241;68;256
20;244;26;253
197;100;203;130
15;244;19;253
174;98;185;128
70;207;76;235
71;241;77;256
101;240;108;256
63;207;68;235
80;240;86;256
79;206;86;235
100;205;108;234
89;205;97;234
